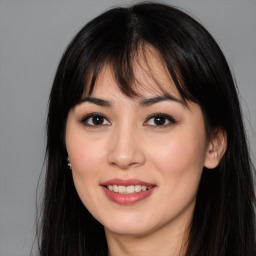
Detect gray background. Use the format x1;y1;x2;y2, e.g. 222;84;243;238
0;0;255;255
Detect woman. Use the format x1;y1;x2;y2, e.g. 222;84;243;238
38;2;255;255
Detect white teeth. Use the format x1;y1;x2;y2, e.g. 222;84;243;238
107;185;151;194
134;185;141;192
142;185;147;191
113;185;118;192
118;186;126;194
127;185;134;193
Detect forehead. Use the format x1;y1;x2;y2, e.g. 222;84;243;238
83;46;181;101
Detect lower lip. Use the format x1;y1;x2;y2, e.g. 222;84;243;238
102;186;155;205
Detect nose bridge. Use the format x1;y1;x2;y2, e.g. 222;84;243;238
107;121;145;169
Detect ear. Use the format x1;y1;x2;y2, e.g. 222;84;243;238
204;127;227;169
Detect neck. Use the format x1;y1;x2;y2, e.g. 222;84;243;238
105;219;189;256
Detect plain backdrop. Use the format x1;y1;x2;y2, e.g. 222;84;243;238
0;1;255;255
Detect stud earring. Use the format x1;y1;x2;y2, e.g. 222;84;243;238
67;157;72;170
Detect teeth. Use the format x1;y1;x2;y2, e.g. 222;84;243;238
135;185;141;192
142;185;147;191
118;186;126;194
127;185;134;193
107;185;152;194
113;185;118;192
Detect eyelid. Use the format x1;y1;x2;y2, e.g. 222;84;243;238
144;113;177;127
80;112;111;127
79;112;176;128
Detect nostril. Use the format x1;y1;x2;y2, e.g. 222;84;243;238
107;131;146;169
108;153;146;169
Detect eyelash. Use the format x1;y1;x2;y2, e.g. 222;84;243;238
81;113;110;127
144;113;177;127
80;112;177;128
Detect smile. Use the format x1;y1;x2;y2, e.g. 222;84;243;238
106;185;152;194
101;179;156;205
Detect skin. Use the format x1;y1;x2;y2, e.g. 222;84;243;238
65;49;226;256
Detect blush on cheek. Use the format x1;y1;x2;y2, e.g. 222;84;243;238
71;150;107;180
152;138;205;179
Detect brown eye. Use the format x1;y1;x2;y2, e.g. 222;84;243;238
82;114;110;127
91;116;105;125
153;116;167;125
144;113;177;127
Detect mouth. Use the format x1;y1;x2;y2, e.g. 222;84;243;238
105;185;152;194
101;179;156;205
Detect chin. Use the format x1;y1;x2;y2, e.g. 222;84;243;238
102;214;160;237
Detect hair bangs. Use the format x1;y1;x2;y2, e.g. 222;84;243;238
76;7;191;105
82;40;192;109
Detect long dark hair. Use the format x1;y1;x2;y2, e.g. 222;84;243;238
37;2;255;255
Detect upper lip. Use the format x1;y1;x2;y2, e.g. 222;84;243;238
101;178;155;187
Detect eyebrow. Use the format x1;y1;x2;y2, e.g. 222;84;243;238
78;96;111;107
140;95;184;107
78;95;184;108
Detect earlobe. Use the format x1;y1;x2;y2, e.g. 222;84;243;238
204;127;227;169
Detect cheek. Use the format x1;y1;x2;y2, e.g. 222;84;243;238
147;126;207;182
66;137;107;217
67;132;107;177
146;129;207;218
65;125;107;201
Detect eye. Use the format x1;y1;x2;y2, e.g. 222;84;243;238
144;113;177;127
81;113;111;127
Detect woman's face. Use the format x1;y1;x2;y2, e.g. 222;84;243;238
65;51;212;238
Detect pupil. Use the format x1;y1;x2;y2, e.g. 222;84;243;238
154;117;165;125
93;116;103;125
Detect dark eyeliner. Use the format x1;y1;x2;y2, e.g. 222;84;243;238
80;112;109;126
145;113;177;126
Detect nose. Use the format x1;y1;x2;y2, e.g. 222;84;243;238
107;126;146;169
